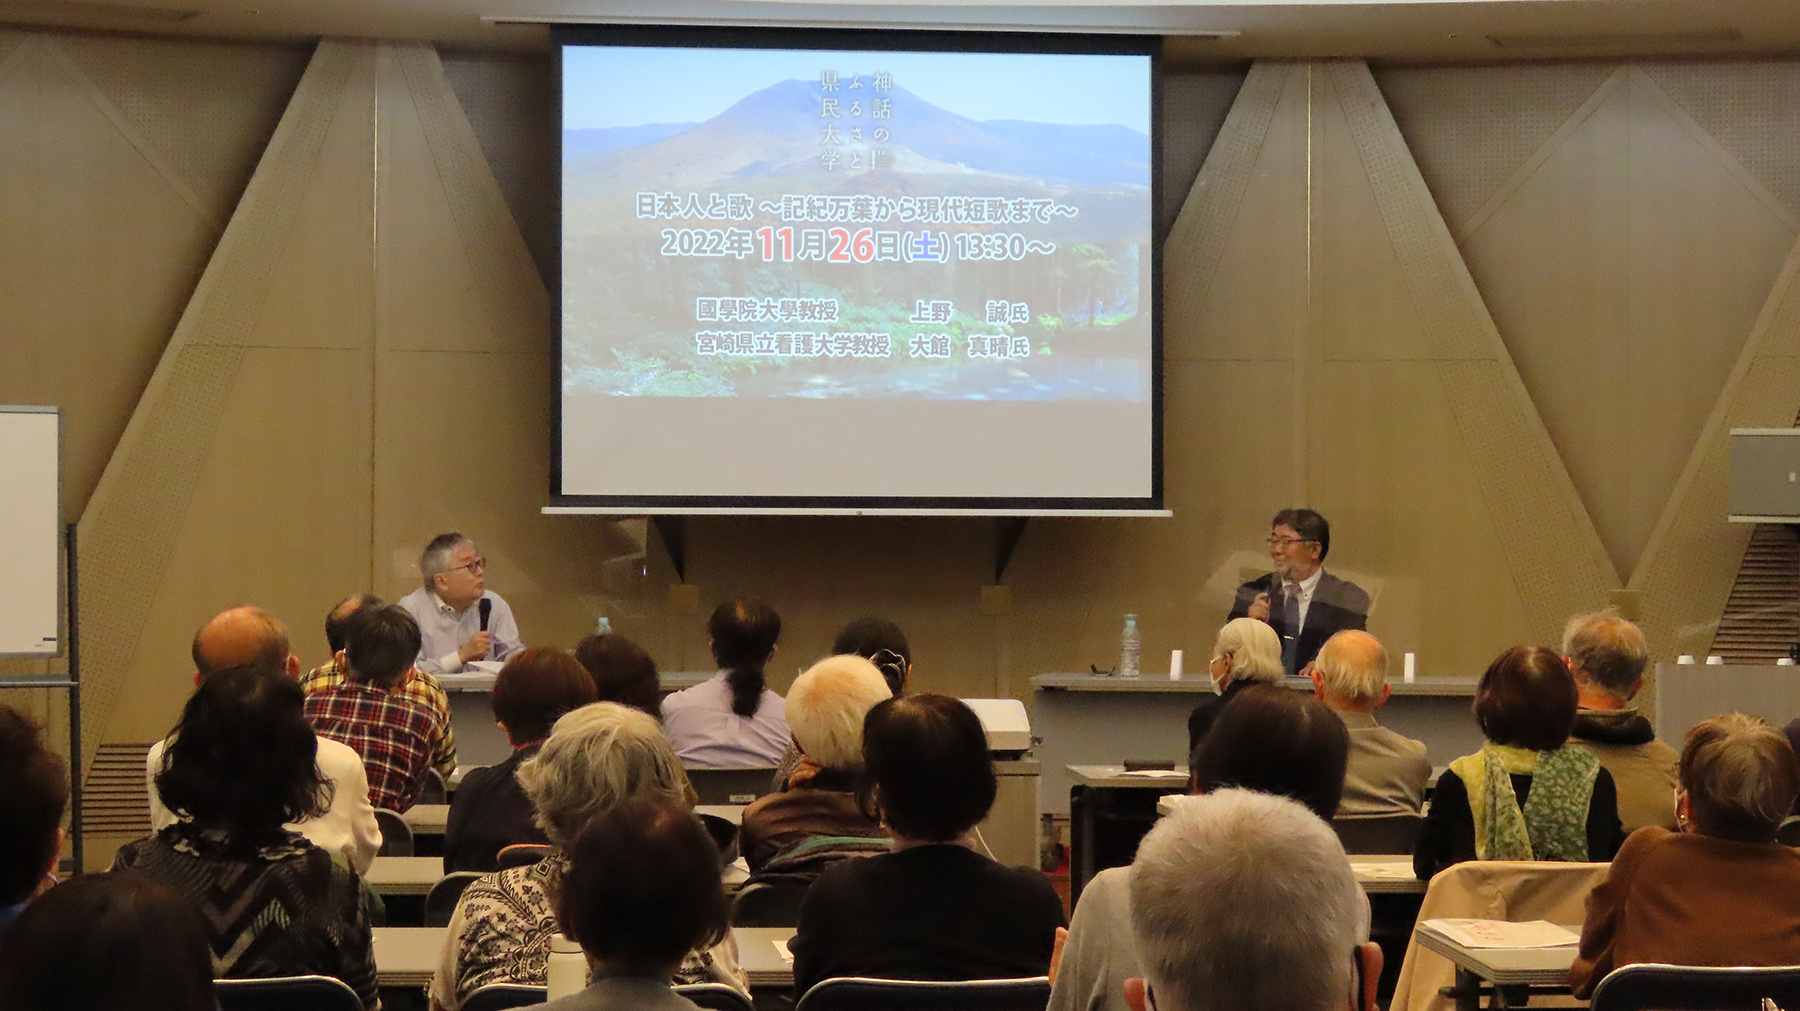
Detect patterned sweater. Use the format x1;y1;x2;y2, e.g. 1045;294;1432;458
113;823;376;1007
431;850;747;1010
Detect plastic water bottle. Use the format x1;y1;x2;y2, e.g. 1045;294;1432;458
595;615;612;635
547;933;587;999
1119;614;1141;678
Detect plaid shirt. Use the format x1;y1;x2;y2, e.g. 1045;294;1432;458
304;679;451;812
303;659;456;778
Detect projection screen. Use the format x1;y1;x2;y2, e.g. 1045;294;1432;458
552;27;1162;514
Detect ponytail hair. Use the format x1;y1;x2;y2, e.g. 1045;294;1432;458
709;598;782;718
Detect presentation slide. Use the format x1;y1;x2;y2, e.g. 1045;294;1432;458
558;36;1158;507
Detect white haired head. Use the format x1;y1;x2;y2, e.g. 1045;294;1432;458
785;655;892;769
1129;789;1369;1011
516;702;690;847
1213;617;1285;685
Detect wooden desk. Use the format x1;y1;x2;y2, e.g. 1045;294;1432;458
367;856;444;897
1412;920;1577;1011
735;926;796;989
373;925;445;987
403;804;450;835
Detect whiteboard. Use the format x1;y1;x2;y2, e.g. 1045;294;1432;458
0;408;60;656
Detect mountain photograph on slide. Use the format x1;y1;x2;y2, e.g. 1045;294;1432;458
561;44;1153;402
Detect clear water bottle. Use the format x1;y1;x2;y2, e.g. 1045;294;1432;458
1119;614;1141;678
595;615;612;635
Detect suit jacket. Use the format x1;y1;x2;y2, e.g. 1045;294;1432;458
1230;570;1370;675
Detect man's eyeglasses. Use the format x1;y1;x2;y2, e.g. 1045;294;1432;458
445;557;486;575
1266;536;1317;549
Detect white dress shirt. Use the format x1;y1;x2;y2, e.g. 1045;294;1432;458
396;586;523;674
145;734;382;873
660;670;792;769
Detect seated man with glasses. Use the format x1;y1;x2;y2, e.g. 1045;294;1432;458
398;532;524;675
1231;509;1369;677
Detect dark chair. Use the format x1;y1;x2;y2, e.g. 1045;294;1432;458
1332;813;1424;855
731;875;812;928
796;976;1052;1011
424;870;483;927
496;843;552;869
677;982;758;1011
375;809;413;856
214;975;362;1011
1589;963;1800;1011
687;767;780;805
419;767;449;804
462;983;547;1011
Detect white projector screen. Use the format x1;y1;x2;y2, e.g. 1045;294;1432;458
552;27;1162;513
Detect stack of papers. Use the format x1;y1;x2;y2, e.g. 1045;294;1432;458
1424;919;1579;948
774;938;794;964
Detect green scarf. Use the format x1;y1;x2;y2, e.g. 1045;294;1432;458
1448;742;1600;861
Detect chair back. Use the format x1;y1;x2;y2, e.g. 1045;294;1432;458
699;811;741;864
1389;859;1610;1011
796;976;1051;1011
1332;813;1425;855
375;809;413;856
731;875;811;927
419;767;449;804
676;982;759;1011
687;767;779;805
462;983;547;1011
425;870;484;927
496;843;552;869
1776;816;1800;848
214;975;362;1011
1590;963;1800;1011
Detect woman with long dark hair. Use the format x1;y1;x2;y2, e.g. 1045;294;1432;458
661;598;791;768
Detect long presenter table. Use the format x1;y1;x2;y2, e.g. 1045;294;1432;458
1032;673;1481;816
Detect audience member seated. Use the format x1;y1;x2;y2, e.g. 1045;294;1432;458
1125;790;1380;1011
739;655;892;878
0;705;67;941
575;631;663;720
1050;684;1350;1011
0;871;215;1011
771;616;913;791
304;592;458;780
662;598;790;769
536;796;734;1011
1185;617;1285;753
1569;714;1800;996
1308;630;1431;816
444;648;600;873
119;664;376;1007
147;606;379;873
305;602;453;812
1562;610;1679;832
1415;646;1624;880
790;694;1066;996
431;702;746;1011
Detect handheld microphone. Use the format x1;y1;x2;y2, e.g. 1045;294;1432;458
479;598;492;632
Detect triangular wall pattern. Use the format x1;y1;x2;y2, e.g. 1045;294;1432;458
1456;67;1797;580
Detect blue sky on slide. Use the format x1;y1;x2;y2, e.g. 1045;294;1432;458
563;46;1151;133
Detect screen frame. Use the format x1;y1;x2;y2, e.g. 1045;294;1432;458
549;23;1164;514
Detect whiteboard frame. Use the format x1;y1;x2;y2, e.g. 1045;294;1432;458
0;406;64;660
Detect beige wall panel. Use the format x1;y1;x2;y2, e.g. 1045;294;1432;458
1374;61;1618;234
74;41;367;777
1309;360;1536;672
102;347;371;741
439;49;555;285
53;32;307;220
1459;72;1794;579
1640;61;1800;222
1158;68;1248;242
1169;63;1307;363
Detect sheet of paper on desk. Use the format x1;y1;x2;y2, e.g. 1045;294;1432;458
1426;919;1579;948
1117;770;1187;779
1352;861;1413;878
775;939;794;964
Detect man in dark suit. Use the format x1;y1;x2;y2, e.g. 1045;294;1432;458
1231;508;1370;676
